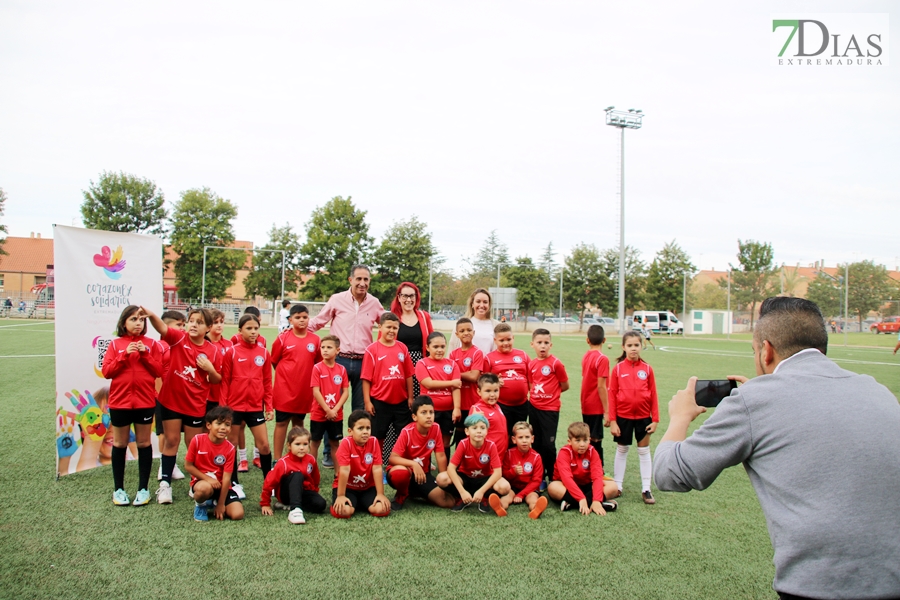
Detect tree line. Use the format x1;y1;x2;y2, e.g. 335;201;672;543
74;171;898;326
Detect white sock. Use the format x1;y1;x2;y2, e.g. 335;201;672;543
638;446;652;492
614;445;629;490
239;448;247;462
253;447;260;459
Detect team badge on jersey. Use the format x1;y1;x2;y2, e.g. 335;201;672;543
306;343;315;352
443;364;453;374
220;348;227;355
523;461;533;473
198;353;208;362
364;453;374;465
254;355;265;367
463;357;472;367
637;370;648;380
397;352;405;361
479;453;490;464
582;458;590;469
426;439;436;449
541;365;551;376
513;355;523;363
333;375;343;385
214;454;226;466
306;463;314;474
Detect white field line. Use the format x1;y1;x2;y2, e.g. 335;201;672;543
0;322;55;329
0;354;55;358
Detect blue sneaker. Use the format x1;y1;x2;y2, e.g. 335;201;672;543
383;472;389;486
113;489;130;506
193;503;209;522
539;480;548;492
132;489;151;506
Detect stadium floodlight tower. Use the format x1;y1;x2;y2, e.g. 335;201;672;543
604;106;643;334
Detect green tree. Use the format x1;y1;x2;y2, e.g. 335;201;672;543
80;171;167;236
298;196;373;300
0;187;8;256
599;245;646;314
805;273;843;318
845;261;898;329
467;230;510;282
644;240;695;314
243;224;303;312
170;187;243;300
370;216;437;303
720;239;775;328
564;243;614;325
538;241;558;275
505;256;552;330
691;281;728;310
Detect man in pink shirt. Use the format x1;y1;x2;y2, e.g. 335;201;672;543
309;264;384;414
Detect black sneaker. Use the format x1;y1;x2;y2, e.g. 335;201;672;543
478;498;491;513
451;499;466;512
390;499;404;512
560;500;573;512
601;500;618;512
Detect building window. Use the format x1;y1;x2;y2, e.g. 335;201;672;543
694;323;703;332
694;311;703;319
34;276;47;285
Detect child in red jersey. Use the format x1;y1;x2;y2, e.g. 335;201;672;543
449;317;484;445
608;331;659;504
271;304;321;459
154;311;187;482
415;332;462;448
448;413;510;515
548;422;618;515
528;328;569;485
496;421;549;519
387;396;456;510
230;306;267;471
184;406;243;522
206;309;233;414
485;323;530;442
261;427;327;524
309;335;349;464
580;325;610;466
143;306;223;504
362;312;414;458
469;373;507;452
221;313;274;499
331;410;391;518
102;305;164;507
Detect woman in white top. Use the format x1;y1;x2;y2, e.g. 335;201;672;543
451;288;500;353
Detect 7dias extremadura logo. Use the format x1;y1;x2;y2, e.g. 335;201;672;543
771;14;888;67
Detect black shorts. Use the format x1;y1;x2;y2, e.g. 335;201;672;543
450;474;490;497
613;416;652;445
559;482;596;505
434;410;454;437
332;486;378;510
155;401;164;435
191;484;241;506
452;410;470;445
275;411;306;424
583;414;604;440
408;472;440;499
158;403;204;428
109;407;155;428
231;410;266;428
206;401;219;415
310;419;344;443
498;402;528;440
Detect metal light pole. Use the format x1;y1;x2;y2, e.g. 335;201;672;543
558;267;564;334
844;262;849;346
202;246;286;324
605;106;644;334
726;268;732;339
428;261;433;314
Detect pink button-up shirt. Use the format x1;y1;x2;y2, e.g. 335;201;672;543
308;289;384;355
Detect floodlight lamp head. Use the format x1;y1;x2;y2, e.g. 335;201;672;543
605;105;615;111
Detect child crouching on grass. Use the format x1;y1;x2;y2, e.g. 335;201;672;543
498;421;549;519
448;413;510;516
331;410;391;519
261;427;326;525
548;422;618;516
184;406;243;522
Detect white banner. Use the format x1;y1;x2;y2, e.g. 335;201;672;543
54;225;163;476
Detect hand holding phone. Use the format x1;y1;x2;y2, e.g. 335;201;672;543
694;380;738;408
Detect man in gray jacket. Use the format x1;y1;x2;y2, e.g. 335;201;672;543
654;297;900;600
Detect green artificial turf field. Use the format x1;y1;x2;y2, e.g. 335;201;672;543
1;320;897;599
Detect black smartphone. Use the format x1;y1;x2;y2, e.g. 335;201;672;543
694;379;738;408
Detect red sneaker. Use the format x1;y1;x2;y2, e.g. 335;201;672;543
253;457;261;469
238;459;248;473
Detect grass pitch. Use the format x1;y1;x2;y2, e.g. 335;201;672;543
1;320;897;599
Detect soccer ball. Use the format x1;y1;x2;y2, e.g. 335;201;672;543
607;344;612;349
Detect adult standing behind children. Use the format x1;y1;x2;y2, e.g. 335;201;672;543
389;282;433;397
450;288;500;354
654;297;900;600
309;265;384;414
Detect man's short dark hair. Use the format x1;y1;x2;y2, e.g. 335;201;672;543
349;264;370;278
754;297;828;357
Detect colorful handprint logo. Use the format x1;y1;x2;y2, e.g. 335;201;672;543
66;389;110;441
56;408;81;458
93;245;126;280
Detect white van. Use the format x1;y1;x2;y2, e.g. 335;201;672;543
632;311;684;335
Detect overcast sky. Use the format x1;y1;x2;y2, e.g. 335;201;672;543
1;1;897;276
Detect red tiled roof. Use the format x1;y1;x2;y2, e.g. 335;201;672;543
0;236;54;273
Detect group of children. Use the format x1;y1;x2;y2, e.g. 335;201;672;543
102;303;659;523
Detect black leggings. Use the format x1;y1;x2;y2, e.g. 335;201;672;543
279;472;327;513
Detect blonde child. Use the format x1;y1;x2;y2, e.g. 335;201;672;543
261;426;327;524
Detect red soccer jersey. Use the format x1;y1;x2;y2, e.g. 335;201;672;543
451;438;502;479
333;436;382;490
580;350;610;415
529;355;568;412
270;329;320;414
361;340;414;404
485;349;530;406
310;361;349;422
608;358;659;422
503;447;543;498
449;345;484;411
231;333;267;349
415;357;460;412
159;328;224;417
221;340;273;413
553;444;605;502
469;400;508;451
185;433;236;489
159;340;171;378
260;452;320;506
392;422;444;470
207;338;233;405
101;335;164;410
